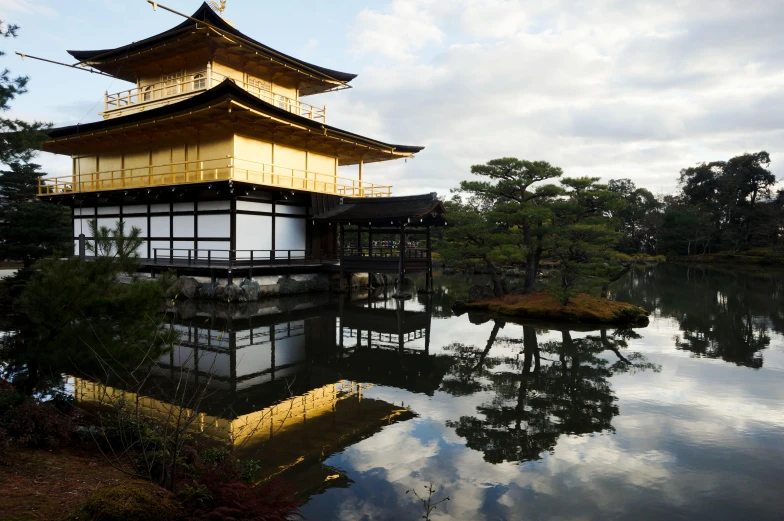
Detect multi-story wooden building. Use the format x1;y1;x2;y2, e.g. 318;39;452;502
38;2;444;285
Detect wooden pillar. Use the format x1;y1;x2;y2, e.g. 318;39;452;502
426;224;433;292
397;298;405;353
358;159;364;197
396;224;405;296
339;224;346;292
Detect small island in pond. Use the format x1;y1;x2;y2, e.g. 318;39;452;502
456;292;649;326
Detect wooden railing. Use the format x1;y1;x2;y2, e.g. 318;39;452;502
344;247;429;259
151;248;313;268
103;69;327;122
37;156;392;198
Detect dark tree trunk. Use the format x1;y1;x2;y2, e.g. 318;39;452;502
485;257;504;298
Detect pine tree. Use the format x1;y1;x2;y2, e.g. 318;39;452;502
0;20;71;267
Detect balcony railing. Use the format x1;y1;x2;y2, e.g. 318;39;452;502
103;69;327;122
37;156;391;198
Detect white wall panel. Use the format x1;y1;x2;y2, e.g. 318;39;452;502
236;214;272;257
97;206;119;215
96;218;116;231
150;240;171;257
173;240;194;252
173;215;194;237
276;205;306;215
150;203;170;213
173;202;194;212
199;200;230;211
135;240;148;258
122;217;148;237
274;217;306;253
123;204;146;215
237;200;272;212
197;241;229;259
75;207;95;217
150;216;169;237
197;214;229;238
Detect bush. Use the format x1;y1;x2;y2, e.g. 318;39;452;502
184;480;300;521
0;388;73;448
178;446;299;521
74;481;184;521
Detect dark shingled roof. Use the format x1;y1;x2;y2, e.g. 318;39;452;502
68;2;357;84
44;79;424;158
312;193;446;226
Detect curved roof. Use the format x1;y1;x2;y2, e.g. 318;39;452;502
68;2;356;85
43;79;424;161
312;192;446;226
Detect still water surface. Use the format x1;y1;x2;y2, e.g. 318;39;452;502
93;265;784;519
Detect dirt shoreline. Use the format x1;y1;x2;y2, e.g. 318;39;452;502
457;292;649;326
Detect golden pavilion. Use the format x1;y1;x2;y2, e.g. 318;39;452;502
38;2;445;287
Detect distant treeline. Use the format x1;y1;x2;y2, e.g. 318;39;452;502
436;151;781;301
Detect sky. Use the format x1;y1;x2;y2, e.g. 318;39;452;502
1;0;782;197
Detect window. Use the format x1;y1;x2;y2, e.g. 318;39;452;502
247;76;271;93
193;73;206;90
275;94;287;110
142;85;152;102
162;72;183;96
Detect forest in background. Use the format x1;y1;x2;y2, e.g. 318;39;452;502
437;152;783;301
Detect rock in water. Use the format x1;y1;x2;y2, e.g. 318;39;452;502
198;282;218;299
215;284;226;300
225;283;242;302
175;276;200;299
240;278;260;301
278;276;300;295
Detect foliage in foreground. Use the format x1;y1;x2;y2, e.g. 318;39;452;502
1;220;173;395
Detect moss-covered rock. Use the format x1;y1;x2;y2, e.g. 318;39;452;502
71;481;184;521
461;291;649;326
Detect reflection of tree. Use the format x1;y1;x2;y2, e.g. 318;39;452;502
444;326;658;464
612;264;780;368
440;318;504;396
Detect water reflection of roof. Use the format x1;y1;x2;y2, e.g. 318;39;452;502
340;306;430;335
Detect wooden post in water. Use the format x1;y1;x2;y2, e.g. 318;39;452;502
426;224;433;292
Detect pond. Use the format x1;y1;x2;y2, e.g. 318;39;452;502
47;265;784;519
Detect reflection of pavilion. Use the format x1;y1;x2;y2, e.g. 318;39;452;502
333;296;452;396
73;292;447;493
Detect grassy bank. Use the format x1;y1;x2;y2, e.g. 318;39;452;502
669;248;784;267
0;447;130;521
463;292;649;326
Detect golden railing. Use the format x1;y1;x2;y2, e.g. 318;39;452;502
37;156;392;198
103;69;327;122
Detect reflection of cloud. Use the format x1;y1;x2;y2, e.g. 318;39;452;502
309;319;784;520
344;420;440;482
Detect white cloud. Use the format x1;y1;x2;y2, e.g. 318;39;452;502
0;0;56;17
336;0;784;196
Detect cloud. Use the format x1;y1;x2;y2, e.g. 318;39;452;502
349;1;444;61
0;0;56;17
336;0;784;196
